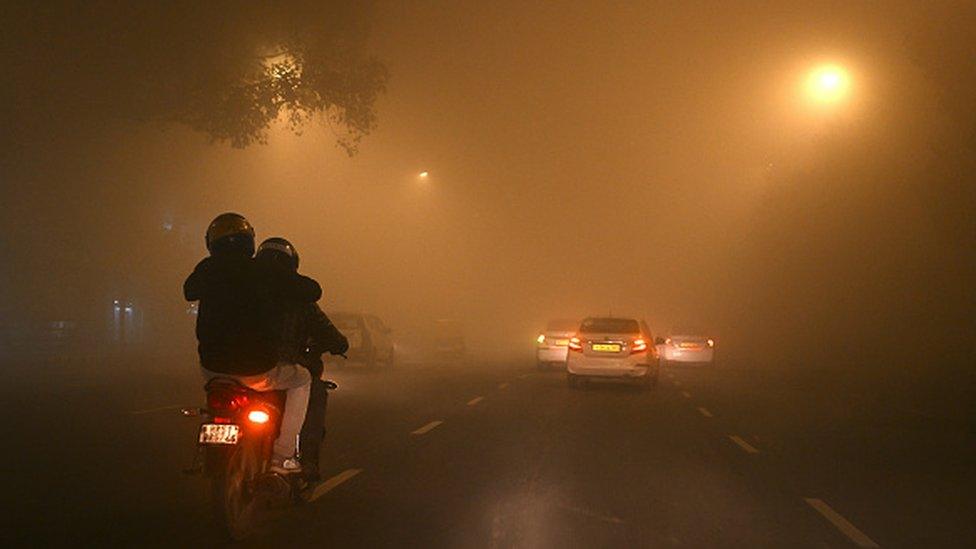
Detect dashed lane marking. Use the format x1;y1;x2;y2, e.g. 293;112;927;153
804;498;880;548
128;404;185;415
307;469;362;502
467;396;484;406
697;407;713;418
411;420;444;435
498;382;509;389
681;391;691;399
728;434;760;454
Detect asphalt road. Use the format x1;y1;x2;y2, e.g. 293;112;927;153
3;355;973;547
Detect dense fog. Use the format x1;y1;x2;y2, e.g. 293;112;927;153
2;1;973;374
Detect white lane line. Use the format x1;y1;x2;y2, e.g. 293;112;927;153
467;396;484;406
128;404;185;415
698;407;713;418
307;469;362;502
728;434;760;454
681;390;691;399
411;420;444;435
804;498;880;548
498;382;509;389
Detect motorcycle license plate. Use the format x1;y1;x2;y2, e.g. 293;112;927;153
199;423;241;445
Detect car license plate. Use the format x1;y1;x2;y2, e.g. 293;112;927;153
554;339;570;346
679;343;700;349
199;423;241;445
592;343;621;352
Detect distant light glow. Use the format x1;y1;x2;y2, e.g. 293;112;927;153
806;64;851;103
418;171;429;179
536;334;545;344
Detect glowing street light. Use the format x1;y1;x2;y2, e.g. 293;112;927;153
806;64;851;104
418;171;429;179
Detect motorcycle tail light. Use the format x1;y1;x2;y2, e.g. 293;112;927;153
247;410;270;424
207;390;248;413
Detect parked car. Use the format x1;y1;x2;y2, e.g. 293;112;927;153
566;317;660;389
330;312;395;368
535;319;578;369
661;326;714;365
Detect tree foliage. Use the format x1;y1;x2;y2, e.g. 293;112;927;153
3;1;388;152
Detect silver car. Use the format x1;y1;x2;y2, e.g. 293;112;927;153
535;319;578;369
566;317;660;389
661;327;715;365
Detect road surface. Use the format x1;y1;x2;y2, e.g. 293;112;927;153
3;355;973;547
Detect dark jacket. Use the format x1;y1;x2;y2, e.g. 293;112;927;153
184;253;322;376
275;302;349;379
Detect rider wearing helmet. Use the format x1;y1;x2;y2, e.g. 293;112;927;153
256;237;349;482
184;213;322;474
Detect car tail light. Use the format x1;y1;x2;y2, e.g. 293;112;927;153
247;409;271;424
707;338;714;348
665;337;673;346
568;337;583;352
536;334;546;344
631;338;647;353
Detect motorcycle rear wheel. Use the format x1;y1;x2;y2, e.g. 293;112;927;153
212;443;264;540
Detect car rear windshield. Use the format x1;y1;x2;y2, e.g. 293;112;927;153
580;318;640;334
546;319;579;331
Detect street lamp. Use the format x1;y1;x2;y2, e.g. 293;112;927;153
418;171;429;179
806;64;851;104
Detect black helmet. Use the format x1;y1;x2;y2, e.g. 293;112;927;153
205;213;255;256
256;237;300;271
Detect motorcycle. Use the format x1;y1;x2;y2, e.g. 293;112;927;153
183;376;338;540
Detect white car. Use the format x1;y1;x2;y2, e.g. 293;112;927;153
331;312;396;368
661;327;715;365
566;317;660;389
535;319;578;369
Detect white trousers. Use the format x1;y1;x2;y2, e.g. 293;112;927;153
201;363;311;458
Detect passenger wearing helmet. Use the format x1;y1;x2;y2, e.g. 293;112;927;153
184;213;321;474
256;237;349;482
